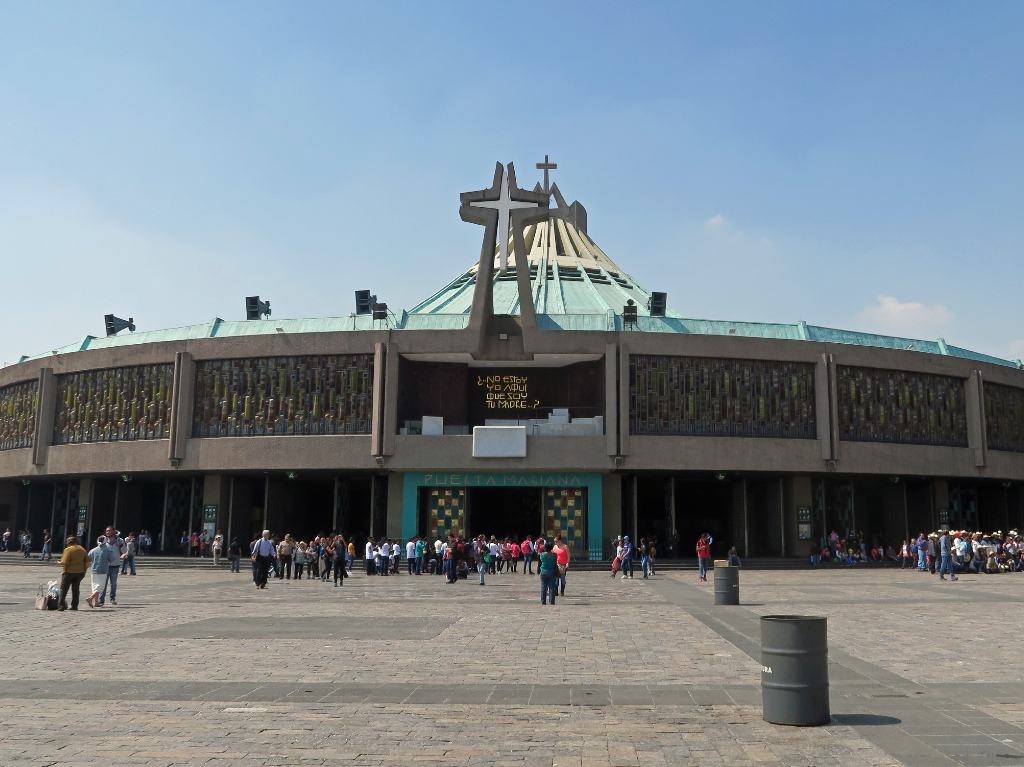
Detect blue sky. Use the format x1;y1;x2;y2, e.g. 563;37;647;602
1;1;1022;366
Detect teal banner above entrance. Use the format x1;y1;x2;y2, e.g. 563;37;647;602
402;471;603;560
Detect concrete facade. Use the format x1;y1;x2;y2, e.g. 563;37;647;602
2;161;1023;557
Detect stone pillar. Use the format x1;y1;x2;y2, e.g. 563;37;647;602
381;344;399;457
815;354;835;462
168;352;194;463
602;474;622;561
618;345;630;458
371;342;385;457
78;477;95;545
605;343;618;456
32;368;56;467
965;371;987;468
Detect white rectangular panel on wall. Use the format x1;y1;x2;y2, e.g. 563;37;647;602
472;426;527;458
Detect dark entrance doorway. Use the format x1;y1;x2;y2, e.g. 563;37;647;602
468;487;541;540
675;479;736;559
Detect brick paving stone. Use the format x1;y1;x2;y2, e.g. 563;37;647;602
6;560;1017;765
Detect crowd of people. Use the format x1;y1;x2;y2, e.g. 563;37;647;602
239;531;574;603
811;528;1024;575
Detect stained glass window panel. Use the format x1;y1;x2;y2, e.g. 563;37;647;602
0;379;38;451
837;365;967;447
629;355;817;438
53;364;173;445
192;354;373;437
985;382;1024;453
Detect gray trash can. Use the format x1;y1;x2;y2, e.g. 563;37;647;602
760;615;829;726
713;559;739;605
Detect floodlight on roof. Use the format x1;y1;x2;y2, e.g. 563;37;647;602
372;302;389;321
245;296;271;320
104;314;135;336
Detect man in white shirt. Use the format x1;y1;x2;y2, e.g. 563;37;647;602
364;538;375;575
406;538;417;575
379;540;391;576
251;530;276;589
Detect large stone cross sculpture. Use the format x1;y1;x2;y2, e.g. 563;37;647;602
460;162;550;347
465;163;540;273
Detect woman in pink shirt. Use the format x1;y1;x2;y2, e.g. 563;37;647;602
510;541;521;572
552;535;571;597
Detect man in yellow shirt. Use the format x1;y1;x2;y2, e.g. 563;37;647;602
58;536;89;611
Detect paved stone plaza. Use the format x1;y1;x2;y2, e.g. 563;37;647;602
1;561;1022;767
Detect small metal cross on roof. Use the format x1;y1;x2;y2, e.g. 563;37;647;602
536;154;557;194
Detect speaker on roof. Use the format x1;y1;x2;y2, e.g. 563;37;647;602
245;296;271;320
649;292;667;317
371;302;389;321
622;299;638;328
104;314;135;336
355;290;376;315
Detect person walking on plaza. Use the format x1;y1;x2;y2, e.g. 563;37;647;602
915;532;927;571
2;527;10;552
121;532;138;575
98;527;125;605
21;529;32;558
328;536;344;586
552;535;570;596
414;535;425;575
620;536;634;579
277;534;295;580
251;530;275;589
228;537;241;573
938;530;958;581
510;539;520;573
41;529;53;560
538;542;558;604
521;536;534;574
57;535;88;611
406;537;417;575
212;530;224;566
364;538;375;575
696;533;712;582
475;536;487;585
86;535;109;608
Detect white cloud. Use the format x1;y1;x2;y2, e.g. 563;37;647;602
855;295;954;340
704;213;728;231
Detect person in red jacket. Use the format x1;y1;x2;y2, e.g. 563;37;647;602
696;534;712;582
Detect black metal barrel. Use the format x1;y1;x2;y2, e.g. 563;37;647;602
760;615;829;726
713;560;739;605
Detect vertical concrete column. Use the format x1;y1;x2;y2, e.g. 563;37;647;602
202;475;228;534
32;367;56;467
815;354;836;462
381;344;399;457
965;371;987;468
602;474;622;560
778;477;786;558
79;477;95;544
605;343;618;456
168;352;195;462
226;476;235;551
742;478;750;558
618;345;630;457
371;342;385;456
160;478;169;554
933;479;949;530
